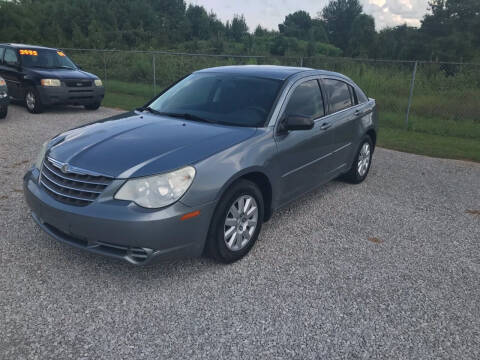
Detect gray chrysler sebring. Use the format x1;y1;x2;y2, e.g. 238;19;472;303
24;65;378;265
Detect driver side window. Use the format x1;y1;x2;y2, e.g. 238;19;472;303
4;48;18;66
285;79;325;119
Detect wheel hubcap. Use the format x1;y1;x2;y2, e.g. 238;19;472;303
26;92;35;110
224;195;258;251
357;142;371;177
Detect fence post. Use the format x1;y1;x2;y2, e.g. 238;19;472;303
300;57;304;67
103;52;107;83
405;61;418;130
153;54;156;95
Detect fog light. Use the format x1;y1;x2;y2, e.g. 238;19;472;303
0;92;7;99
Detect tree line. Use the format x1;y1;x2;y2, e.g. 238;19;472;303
0;0;478;62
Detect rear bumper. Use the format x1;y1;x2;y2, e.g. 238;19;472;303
37;85;105;106
23;168;216;265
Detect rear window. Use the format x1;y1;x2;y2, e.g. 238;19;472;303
323;79;353;113
356;88;368;103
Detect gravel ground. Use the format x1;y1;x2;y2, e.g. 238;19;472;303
1;104;479;359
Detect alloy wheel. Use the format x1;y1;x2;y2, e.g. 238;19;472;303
26;91;36;111
357;142;371;177
224;195;258;252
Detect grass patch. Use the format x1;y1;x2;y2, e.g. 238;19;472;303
378;127;480;163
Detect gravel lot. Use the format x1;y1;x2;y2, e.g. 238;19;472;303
1;104;479;359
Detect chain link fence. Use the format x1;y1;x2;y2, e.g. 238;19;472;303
65;48;480;146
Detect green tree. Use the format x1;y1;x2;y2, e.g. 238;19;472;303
321;0;363;51
229;15;248;42
186;5;210;40
279;11;312;40
348;14;376;57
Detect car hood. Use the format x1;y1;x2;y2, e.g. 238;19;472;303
28;68;97;80
47;111;257;178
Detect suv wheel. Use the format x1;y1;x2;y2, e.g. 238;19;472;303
25;87;43;114
85;102;101;110
206;179;264;263
0;104;7;119
343;135;373;184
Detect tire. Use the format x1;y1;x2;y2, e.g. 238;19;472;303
206;179;264;263
84;102;101;110
343;135;373;184
0;104;7;119
25;87;43;114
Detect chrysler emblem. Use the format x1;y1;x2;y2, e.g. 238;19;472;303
61;164;69;173
77;82;83;87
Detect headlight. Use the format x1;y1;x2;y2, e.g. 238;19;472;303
35;141;49;170
0;79;5;86
94;79;103;86
115;166;196;208
41;79;61;87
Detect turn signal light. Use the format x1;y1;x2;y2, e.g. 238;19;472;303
180;210;200;221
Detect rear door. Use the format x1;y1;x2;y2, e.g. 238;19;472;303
274;77;336;204
321;78;359;171
1;48;22;99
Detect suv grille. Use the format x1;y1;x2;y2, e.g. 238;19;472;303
40;158;113;206
65;80;93;87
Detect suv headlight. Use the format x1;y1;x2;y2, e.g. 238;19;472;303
115;166;196;208
35;141;49;170
41;79;61;87
94;79;103;86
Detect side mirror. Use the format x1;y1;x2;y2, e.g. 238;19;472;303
282;114;314;131
6;61;19;68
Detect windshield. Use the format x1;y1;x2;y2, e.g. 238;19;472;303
19;49;77;70
148;73;283;127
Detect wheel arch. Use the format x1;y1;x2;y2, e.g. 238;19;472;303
366;128;377;151
218;168;274;222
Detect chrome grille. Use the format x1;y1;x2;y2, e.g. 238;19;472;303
40;158;113;206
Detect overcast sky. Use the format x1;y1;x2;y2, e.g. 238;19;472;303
188;0;430;31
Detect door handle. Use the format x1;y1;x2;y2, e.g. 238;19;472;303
320;122;331;130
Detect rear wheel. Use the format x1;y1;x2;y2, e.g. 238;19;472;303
0;104;7;119
343;136;373;184
25;87;43;114
206;179;264;263
84;102;101;110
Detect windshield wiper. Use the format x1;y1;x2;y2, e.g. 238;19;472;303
157;112;215;124
31;65;53;69
55;66;76;70
141;108;215;124
143;106;163;115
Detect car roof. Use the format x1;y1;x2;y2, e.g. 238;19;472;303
0;43;58;51
195;65;349;81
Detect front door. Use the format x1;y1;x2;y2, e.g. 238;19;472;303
274;78;336;205
1;48;22;100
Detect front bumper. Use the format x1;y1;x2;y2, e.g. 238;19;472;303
37;85;105;106
23;168;216;265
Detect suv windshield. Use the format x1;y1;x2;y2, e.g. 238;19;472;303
19;49;77;70
148;73;283;127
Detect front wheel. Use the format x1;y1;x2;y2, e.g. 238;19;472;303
0;104;7;119
25;87;43;114
343;136;373;184
206;179;264;263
